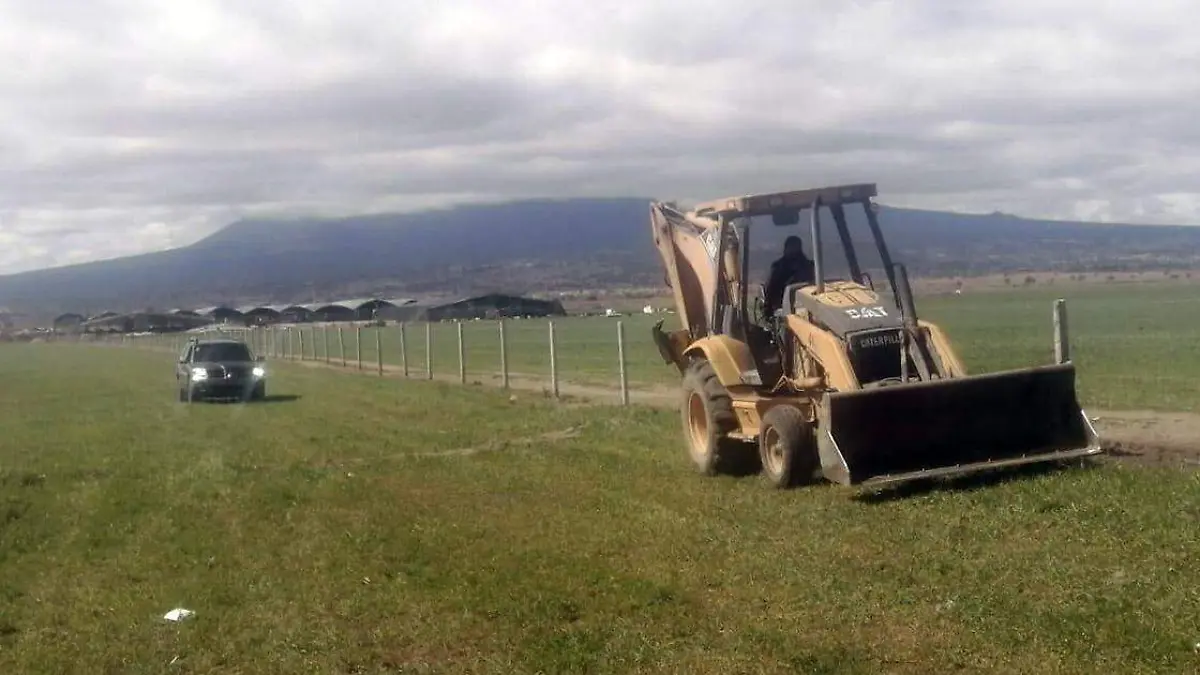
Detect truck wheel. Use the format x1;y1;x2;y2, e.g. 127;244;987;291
680;359;745;476
759;405;821;489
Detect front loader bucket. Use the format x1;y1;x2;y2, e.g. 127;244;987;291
816;363;1102;487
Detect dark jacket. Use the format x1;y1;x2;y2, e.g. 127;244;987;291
765;255;816;316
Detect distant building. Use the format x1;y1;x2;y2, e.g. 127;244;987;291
192;306;246;325
81;312;213;334
292;297;416;323
383;294;567;322
242;306;283;326
356;298;415;321
148;297;421;326
279;305;315;323
310;302;358;323
52;313;86;334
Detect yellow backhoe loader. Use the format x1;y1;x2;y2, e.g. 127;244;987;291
649;183;1101;489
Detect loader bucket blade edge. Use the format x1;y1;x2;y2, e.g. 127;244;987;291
823;363;1102;486
857;443;1102;489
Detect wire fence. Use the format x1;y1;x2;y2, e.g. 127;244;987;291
75;315;682;404
52;299;1078;407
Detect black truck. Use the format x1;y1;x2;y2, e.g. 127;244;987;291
175;337;268;402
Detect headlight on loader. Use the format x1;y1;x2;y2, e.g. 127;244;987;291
190;367;208;381
252;366;266;378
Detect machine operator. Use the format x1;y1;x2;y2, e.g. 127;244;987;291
764;235;815;317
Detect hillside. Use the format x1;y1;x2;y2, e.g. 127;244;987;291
2;197;1200;315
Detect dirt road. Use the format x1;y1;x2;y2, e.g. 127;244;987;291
281;356;1200;471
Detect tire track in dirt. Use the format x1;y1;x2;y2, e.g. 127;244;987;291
137;345;1200;471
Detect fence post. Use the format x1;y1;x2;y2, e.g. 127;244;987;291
499;319;509;389
356;326;363;370
338;326;347;366
1053;298;1070;364
299;329;306;361
399;322;409;377
549;320;559;398
457;321;466;384
617;320;629;406
376;326;383;376
324;325;331;364
425;323;433;380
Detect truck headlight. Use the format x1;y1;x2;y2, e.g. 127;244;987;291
252;366;266;378
190;367;208;381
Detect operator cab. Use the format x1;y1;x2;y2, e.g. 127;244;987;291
722;185;921;389
655;182;933;390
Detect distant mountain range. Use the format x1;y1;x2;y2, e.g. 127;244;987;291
2;197;1199;316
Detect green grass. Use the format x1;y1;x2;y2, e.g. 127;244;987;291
1;345;1197;673
918;283;1200;411
178;281;1200;412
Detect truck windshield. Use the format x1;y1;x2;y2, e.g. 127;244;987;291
194;343;252;362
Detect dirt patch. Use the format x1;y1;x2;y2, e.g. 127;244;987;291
1088;409;1200;470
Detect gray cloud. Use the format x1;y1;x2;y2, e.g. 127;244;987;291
1;0;1199;274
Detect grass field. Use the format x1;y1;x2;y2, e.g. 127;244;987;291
1;344;1198;673
183;282;1200;412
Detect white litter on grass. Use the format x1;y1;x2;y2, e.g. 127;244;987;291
163;608;195;622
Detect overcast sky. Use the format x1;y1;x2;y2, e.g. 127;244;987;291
1;0;1198;274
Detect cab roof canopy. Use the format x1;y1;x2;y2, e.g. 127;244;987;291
688;183;877;221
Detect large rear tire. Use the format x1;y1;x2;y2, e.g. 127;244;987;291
759;405;822;489
680;359;746;476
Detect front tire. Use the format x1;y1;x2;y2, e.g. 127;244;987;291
758;405;821;489
680;359;746;476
